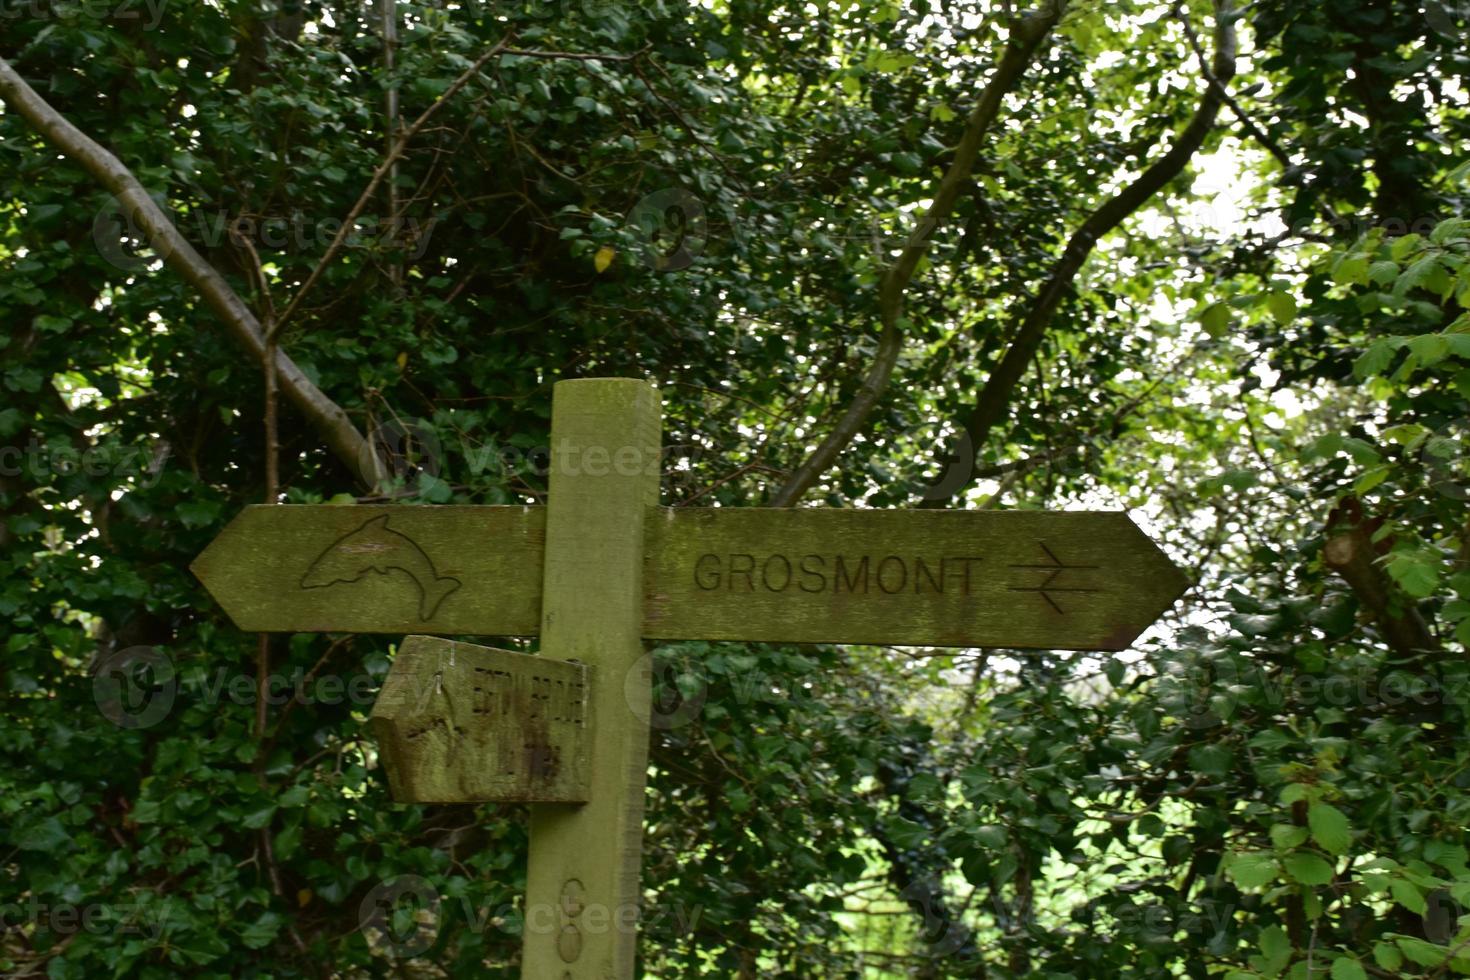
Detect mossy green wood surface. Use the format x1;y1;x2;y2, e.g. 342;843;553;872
521;380;661;979
644;508;1190;650
369;636;592;804
190;505;544;635
192;504;1189;650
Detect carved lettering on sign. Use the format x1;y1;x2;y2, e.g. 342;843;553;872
691;553;987;596
1006;541;1100;614
371;637;592;803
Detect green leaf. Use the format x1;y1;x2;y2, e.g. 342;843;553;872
1189;742;1233;778
1430;217;1470;245
1406;333;1452;367
239;910;285;950
1271;824;1309;850
241;803;278;830
1390;233;1424;261
1385;553;1441;598
1373;941;1404;971
884;815;927;849
1395;935;1448;967
1308;803;1351;855
1267;290;1298;325
1200;303;1231;338
1353;339;1401;378
177;500;221;529
1391;878;1427;915
1395;255;1442;297
1284;852;1335;885
1259;924;1292;972
1228;851;1278;889
1332;254;1369;286
974;824;1008;849
1425;840;1469;874
1368;259;1400;284
13;815;69;851
1330;957;1368;980
0;407;24;438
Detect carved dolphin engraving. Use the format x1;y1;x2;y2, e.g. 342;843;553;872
300;514;462;619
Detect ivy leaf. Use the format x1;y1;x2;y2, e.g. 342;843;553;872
13;815;69;851
241;803;278;830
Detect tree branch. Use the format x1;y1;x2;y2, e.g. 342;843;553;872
927;0;1239;506
0;55;388;489
769;2;1068;507
1323;504;1440;659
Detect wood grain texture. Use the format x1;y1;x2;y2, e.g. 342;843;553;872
193;505;1189;651
521;379;661;979
369;636;592;804
644;508;1190;650
190;505;543;635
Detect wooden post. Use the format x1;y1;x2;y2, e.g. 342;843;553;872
521;379;660;978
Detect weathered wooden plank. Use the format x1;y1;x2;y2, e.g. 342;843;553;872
369;636;592;804
193;505;1189;650
190;505;544;636
643;508;1190;650
521;379;661;978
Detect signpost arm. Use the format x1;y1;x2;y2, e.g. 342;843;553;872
522;379;661;978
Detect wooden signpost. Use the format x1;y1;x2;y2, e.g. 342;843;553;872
193;378;1190;978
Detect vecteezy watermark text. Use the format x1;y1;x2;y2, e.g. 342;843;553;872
0;436;168;488
0;0;166;29
92;195;436;272
357;874;704;960
0;895;172;942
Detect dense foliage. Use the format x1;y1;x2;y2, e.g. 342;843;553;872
2;0;1469;976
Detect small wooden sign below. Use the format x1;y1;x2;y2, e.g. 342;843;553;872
369;635;593;804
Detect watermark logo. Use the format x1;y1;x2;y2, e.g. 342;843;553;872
92;645;176;730
626;188;707;272
626;652;707;730
92;194;174;273
361;414;444;495
868;421;975;502
359;875;441;959
1426;0;1469;39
